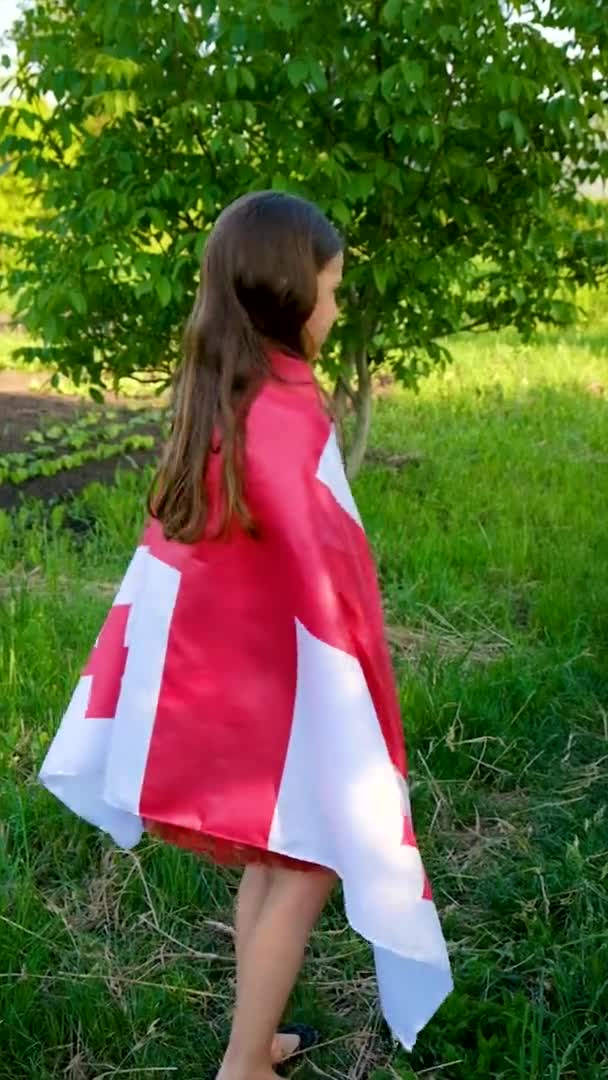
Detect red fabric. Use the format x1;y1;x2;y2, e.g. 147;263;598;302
144;819;325;871
128;350;409;863
83;605;130;719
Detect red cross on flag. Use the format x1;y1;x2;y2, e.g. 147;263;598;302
40;351;452;1049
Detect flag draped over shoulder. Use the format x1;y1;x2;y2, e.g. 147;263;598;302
39;350;452;1049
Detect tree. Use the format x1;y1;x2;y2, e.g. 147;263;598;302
1;0;607;472
0;98;49;302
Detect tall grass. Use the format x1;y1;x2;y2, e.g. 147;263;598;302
1;320;607;1078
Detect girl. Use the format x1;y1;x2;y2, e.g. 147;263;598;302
40;192;452;1080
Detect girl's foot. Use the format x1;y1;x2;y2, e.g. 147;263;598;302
271;1024;320;1065
217;1068;279;1080
271;1032;301;1065
215;1026;319;1080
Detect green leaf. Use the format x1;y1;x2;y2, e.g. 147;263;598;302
287;59;309;88
241;67;255;91
550;299;575;323
308;61;327;91
226;67;238;97
125;434;154;451
100;244;115;268
374;103;390;131
331;200;350;226
355;103;370;130
149;209;166;231
69;290;87;315
232;134;248;159
268;2;300;30
381;163;403;193
447;147;472;170
512;113;526;147
382;0;402;26
134;280;154;299
89;387;104;405
381;65;400;100
372;263;389;294
155;277;172;307
438;24;462;48
348;172;375;201
400;60;424;87
67;432;89;449
535;188;549;213
498;108;526;146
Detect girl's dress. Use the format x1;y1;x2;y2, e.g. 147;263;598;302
39;350;452;1049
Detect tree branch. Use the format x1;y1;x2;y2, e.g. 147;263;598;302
334;373;358;406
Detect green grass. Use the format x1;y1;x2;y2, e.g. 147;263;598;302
1;321;607;1079
0;330;30;372
0;329;51;382
0;330;167;400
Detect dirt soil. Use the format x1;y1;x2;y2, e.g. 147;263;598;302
0;369;164;512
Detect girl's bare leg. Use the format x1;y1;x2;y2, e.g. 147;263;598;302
235;867;298;1064
235;865;272;974
220;865;336;1080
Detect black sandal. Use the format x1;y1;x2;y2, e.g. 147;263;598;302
276;1023;320;1070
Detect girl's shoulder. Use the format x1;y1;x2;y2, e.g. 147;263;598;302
246;352;331;471
250;352;329;433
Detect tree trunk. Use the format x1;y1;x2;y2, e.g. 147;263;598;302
332;371;352;428
345;344;372;480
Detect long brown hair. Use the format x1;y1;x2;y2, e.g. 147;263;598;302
147;192;343;543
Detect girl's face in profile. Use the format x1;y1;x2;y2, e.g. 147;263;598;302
304;251;344;359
